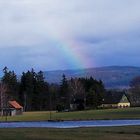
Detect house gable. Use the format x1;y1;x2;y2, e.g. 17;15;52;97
119;95;130;103
102;91;130;108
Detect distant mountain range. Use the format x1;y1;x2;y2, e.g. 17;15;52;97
44;66;140;89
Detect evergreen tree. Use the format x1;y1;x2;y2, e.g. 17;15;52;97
19;69;48;111
49;83;59;110
2;67;19;101
34;71;48;110
86;88;97;108
20;70;35;111
58;74;69;110
79;77;105;108
60;74;68;96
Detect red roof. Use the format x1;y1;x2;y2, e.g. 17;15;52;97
8;101;23;109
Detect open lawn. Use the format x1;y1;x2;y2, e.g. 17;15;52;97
0;107;139;122
0;126;140;140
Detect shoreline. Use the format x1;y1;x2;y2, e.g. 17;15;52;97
0;118;140;123
0;119;140;128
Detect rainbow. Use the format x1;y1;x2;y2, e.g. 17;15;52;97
52;38;93;70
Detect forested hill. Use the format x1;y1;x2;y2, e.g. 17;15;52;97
44;66;140;89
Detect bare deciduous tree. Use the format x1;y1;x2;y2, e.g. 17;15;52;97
69;78;86;109
129;76;140;106
0;83;8;116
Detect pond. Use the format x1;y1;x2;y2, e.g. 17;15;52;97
0;120;140;128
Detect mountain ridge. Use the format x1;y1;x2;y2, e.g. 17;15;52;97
44;66;140;89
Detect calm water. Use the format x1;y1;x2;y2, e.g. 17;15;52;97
0;120;140;128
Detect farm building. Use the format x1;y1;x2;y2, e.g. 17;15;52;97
8;101;23;115
0;101;23;116
102;92;130;108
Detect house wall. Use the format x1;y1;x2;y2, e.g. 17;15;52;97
0;108;23;116
11;110;16;116
102;102;130;108
117;103;130;108
9;109;23;116
16;109;23;115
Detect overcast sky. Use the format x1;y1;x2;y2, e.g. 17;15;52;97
0;0;140;73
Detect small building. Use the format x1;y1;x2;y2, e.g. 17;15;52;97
102;92;130;108
8;101;23;116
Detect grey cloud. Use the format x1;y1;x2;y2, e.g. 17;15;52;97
0;0;139;72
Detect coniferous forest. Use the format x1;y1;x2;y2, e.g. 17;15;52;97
1;67;105;111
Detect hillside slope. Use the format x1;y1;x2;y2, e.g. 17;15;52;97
44;66;140;88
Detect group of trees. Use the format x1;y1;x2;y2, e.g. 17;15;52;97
0;67;105;111
58;75;105;111
128;76;140;106
1;67;140;111
1;67;49;111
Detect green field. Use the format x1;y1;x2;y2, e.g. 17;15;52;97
0;108;140;140
0;126;139;140
1;107;140;122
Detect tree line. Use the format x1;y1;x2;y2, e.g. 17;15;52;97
128;76;140;106
0;67;105;111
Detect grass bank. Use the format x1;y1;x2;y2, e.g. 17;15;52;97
0;107;140;122
0;126;140;140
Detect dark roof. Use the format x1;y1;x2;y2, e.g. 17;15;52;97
103;91;126;104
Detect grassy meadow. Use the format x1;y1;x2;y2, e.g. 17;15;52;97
0;126;140;140
0;108;139;140
0;107;140;122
